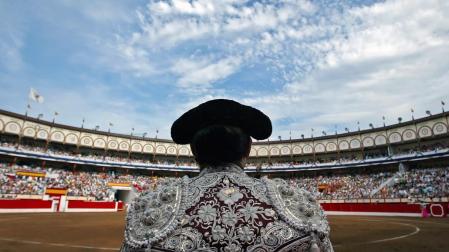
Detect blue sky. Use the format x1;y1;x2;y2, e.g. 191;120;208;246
1;0;448;140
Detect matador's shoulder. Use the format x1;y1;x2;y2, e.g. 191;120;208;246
262;177;331;236
122;177;188;251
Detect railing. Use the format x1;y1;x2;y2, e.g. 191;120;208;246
369;172;400;197
1;146;449;172
318;197;449;204
2;193;447;203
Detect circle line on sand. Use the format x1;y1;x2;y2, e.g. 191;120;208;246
364;221;420;244
333;218;420;248
0;237;119;251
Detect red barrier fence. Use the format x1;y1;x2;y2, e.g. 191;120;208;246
68;200;116;209
0;199;54;213
0;198;121;213
322;202;448;217
0;198;447;216
65;200;118;212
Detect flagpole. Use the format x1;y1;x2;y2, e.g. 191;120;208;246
52;112;58;124
26;89;32;117
108;123;113;133
25;104;30;117
25;90;31;117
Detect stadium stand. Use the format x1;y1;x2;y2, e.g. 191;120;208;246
0;109;448;215
1;162;448;201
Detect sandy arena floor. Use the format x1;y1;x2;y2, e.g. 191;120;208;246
0;212;448;252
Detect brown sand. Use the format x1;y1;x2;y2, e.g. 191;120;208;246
0;212;448;251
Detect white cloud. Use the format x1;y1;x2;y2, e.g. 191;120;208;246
226;0;449;138
118;0;327;87
110;0;448;139
172;57;241;92
109;38;156;77
323;0;449;67
2;0;448;140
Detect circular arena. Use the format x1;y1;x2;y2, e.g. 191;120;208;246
2;1;449;251
0;213;448;252
1;109;449;251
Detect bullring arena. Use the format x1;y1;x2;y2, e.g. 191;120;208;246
1;109;449;251
0;213;448;252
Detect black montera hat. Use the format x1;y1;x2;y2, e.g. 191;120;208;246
171;99;272;144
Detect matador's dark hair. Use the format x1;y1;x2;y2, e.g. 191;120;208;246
190;125;251;167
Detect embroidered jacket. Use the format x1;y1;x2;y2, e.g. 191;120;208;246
121;164;333;252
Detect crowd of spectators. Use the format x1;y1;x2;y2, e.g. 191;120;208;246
0;163;158;200
0;164;46;196
0;141;194;167
289;172;393;200
388;167;449;199
288;167;449;200
1;140;448;169
1;162;448;200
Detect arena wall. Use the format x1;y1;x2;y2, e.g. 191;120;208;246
64;200;122;212
0;198;123;213
322;202;449;217
1;109;448;158
0;199;54;213
0;198;446;217
322;202;422;217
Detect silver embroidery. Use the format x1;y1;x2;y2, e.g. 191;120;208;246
263;177;331;236
161;227;211;251
123;177;190;249
122;164;333;252
168;173;278;251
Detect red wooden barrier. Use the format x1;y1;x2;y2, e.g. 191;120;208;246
65;200;118;212
0;199;54;213
321;202;448;217
67;200;116;209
